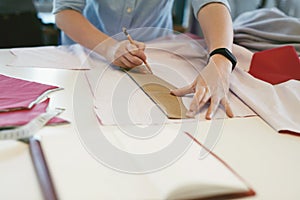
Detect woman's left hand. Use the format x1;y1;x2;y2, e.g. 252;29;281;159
171;55;234;119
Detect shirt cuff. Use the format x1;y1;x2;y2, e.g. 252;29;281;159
52;0;85;14
191;0;231;19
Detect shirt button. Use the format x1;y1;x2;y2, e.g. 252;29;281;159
127;7;133;13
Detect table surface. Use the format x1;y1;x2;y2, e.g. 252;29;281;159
1;48;300;200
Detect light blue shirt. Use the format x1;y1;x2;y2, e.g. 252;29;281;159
53;0;230;44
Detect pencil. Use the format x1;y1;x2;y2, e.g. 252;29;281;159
122;27;153;74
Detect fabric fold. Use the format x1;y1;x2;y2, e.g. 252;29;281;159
233;7;300;55
231;68;300;135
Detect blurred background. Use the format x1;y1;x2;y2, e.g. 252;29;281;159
0;0;299;48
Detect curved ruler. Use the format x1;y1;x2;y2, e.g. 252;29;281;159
127;71;188;119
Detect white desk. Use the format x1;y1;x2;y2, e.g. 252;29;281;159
1;48;300;200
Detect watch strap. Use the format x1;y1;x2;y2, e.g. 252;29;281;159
209;48;237;71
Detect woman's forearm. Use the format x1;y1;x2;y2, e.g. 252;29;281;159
55;9;115;54
197;3;234;52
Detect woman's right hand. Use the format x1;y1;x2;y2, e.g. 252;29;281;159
106;40;147;69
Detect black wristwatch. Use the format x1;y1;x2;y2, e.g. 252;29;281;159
209;48;237;71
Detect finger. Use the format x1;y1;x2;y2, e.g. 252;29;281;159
112;57;123;67
197;90;211;110
123;52;144;66
221;98;234;118
134;40;146;51
127;43;147;61
171;79;197;97
114;56;135;69
130;50;147;63
206;97;221;120
170;85;195;97
186;87;206;118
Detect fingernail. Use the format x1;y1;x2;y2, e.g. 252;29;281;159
206;115;212;120
141;69;148;74
206;112;214;120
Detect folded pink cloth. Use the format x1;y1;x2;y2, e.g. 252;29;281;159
0;74;59;111
0;98;67;129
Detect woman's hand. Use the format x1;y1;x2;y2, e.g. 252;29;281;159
171;55;234;120
106;40;147;69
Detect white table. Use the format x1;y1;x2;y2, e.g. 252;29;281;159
0;48;300;200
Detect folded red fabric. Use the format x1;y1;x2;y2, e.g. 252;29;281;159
249;46;300;85
0;74;59;111
0;98;67;129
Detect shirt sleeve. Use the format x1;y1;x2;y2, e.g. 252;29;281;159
191;0;231;19
52;0;86;14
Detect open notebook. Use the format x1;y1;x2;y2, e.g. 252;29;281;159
40;124;255;200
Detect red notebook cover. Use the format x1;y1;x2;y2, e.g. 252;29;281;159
249;46;300;85
184;132;256;200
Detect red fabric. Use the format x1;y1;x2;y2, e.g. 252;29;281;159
0;98;67;128
0;74;58;111
249;46;300;85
